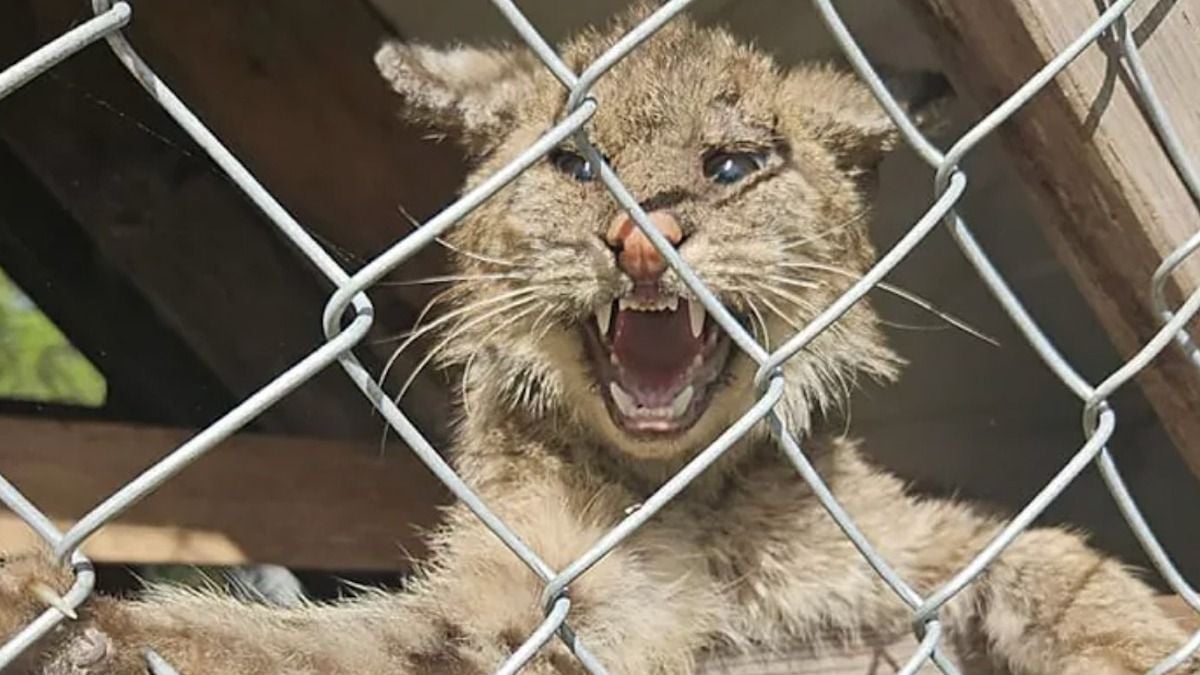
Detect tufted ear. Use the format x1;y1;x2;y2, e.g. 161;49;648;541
374;41;541;155
783;65;952;169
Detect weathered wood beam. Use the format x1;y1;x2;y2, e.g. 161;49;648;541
0;142;235;427
0;0;464;438
902;0;1200;479
0;415;448;571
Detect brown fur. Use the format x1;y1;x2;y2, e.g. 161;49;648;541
1;7;1195;674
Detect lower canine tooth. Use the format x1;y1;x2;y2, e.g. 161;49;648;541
610;382;638;417
688;300;706;338
670;386;695;417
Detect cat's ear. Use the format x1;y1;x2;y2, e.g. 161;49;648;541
375;41;539;154
783;66;952;169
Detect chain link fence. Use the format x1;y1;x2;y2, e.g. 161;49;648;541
1;0;1199;673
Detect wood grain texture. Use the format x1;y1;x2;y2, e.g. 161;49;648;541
0;0;464;437
901;0;1200;479
0;415;448;570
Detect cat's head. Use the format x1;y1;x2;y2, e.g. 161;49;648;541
376;7;943;464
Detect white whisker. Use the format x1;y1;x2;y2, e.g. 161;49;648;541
462;304;543;416
377;287;541;386
740;294;771;350
377;273;520;287
756;293;807;334
764;273;823;291
393;301;540;405
754;282;820;318
780;261;1000;347
780;207;872;251
397;201;522;268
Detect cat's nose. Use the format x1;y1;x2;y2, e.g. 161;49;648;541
604;210;683;283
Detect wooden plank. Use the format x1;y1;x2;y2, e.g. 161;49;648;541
901;0;1200;479
0;142;235;427
0;415;448;571
69;0;465;434
0;0;461;438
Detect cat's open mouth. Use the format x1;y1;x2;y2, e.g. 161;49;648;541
583;293;734;436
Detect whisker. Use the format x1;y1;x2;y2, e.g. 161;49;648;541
756;293;807;334
396;202;522;268
529;303;559;342
401;285;461;345
376;287;541;386
780;207;872;251
740;294;771;350
752;282;820;319
392;301;540;405
376;285;539;347
436;236;523;269
377;273;520;287
763;274;823;291
388;299;540;429
877;319;954;333
870;282;999;347
461;303;544;416
780;261;1000;347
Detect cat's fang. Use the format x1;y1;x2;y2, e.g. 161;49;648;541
595;302;614;337
688;300;706;338
610;382;638;417
670;386;694;417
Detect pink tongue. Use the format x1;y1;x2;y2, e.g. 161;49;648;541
611;306;702;393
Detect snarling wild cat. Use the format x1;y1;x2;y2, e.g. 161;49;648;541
1;7;1195;675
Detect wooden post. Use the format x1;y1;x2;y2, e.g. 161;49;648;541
901;0;1200;479
0;416;447;570
0;0;466;439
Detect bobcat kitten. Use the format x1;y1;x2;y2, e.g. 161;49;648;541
1;6;1194;674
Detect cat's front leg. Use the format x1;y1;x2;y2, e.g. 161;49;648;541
401;498;726;674
723;447;1197;674
954;527;1197;675
875;480;1198;674
0;492;723;675
0;546;444;674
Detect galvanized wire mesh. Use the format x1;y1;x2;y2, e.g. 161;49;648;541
1;0;1199;673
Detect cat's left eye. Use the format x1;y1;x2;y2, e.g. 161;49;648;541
703;151;767;185
551;150;597;182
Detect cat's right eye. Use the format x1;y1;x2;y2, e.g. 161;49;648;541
550;150;597;182
702;150;767;185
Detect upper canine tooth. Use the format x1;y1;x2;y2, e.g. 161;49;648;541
595;302;613;336
688;300;706;338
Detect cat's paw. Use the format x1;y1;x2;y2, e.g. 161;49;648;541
0;549;124;673
0;548;78;638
